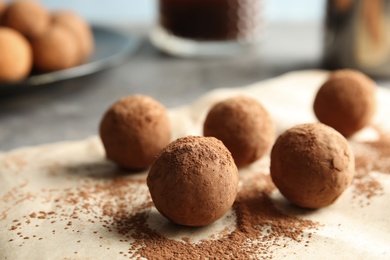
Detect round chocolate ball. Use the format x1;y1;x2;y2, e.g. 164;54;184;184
0;27;32;81
313;69;376;137
99;95;171;170
53;11;94;63
1;0;50;39
204;96;275;167
31;24;79;72
147;136;238;226
270;123;355;209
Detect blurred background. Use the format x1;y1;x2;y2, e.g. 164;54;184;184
40;0;325;25
0;0;330;150
5;0;384;150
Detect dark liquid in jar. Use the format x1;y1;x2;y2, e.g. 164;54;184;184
159;0;262;41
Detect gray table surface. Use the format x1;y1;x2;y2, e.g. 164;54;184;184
0;22;387;151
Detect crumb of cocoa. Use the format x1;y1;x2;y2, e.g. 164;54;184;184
106;173;319;259
4;128;389;257
351;132;388;204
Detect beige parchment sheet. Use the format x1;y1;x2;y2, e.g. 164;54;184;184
1;70;389;259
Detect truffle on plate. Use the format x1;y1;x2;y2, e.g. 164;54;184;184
99;95;171;170
0;27;32;81
270;123;355;209
31;24;80;72
147;136;238;226
1;0;50;39
313;69;376;137
53;11;94;63
204;96;275;167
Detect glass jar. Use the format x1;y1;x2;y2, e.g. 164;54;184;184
150;0;264;57
324;0;390;77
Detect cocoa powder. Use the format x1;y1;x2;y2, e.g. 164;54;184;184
2;129;390;258
351;131;389;204
121;173;318;259
3;161;318;258
354;132;390;174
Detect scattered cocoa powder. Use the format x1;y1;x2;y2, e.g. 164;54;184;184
350;130;389;204
2;160;319;258
121;173;318;259
1;127;390;258
0;154;28;172
355;133;390;173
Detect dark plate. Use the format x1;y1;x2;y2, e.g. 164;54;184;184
0;26;141;95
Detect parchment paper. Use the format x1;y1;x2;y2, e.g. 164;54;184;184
1;71;389;259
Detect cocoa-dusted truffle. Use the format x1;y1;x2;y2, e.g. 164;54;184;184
147;136;238;226
53;11;94;63
0;27;32;81
1;0;50;39
100;95;171;170
270;123;355;209
204;96;275;167
31;24;79;72
313;69;376;137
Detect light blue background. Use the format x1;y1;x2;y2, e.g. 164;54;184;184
39;0;325;24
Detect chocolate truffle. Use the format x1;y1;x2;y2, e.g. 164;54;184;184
204;96;275;167
147;136;238;226
99;95;171;170
313;69;376;137
270;123;355;209
53;11;94;63
1;0;50;39
0;27;32;81
31;24;79;72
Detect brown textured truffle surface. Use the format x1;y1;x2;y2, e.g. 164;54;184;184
53;11;94;63
204;96;275;167
31;24;80;72
0;27;32;81
270;123;355;209
1;0;50;39
147;136;239;226
313;69;376;137
99;95;171;170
